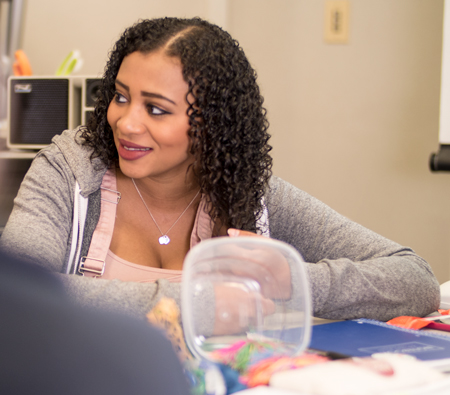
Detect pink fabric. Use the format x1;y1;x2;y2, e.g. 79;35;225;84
102;250;182;282
190;195;214;248
83;170;214;282
80;168;120;278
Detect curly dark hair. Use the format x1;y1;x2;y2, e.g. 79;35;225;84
80;17;272;232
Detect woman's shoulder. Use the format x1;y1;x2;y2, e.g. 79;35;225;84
267;175;308;199
265;175;329;215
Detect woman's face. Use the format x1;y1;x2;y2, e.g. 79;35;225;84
107;50;193;181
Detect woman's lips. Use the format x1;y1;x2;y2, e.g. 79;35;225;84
118;139;152;161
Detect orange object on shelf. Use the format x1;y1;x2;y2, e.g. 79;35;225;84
13;49;32;76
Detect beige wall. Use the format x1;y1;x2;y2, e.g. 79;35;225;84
229;0;450;283
20;0;211;76
20;0;450;283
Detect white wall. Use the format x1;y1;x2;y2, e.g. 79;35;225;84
18;0;450;283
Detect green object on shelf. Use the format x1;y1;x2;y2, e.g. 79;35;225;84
56;50;82;76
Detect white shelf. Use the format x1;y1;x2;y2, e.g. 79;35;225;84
0;150;38;159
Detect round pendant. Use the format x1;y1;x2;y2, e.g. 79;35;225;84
159;235;171;245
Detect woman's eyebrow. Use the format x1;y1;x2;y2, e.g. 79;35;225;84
115;79;176;105
141;91;176;105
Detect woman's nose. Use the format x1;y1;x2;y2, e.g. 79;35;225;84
116;105;146;135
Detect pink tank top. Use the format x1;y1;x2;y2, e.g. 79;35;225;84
104;250;183;283
79;168;213;282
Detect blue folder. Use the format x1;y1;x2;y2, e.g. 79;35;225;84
308;319;450;361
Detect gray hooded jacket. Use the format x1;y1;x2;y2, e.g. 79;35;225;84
0;129;441;321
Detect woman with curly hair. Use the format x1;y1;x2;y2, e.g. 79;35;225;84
0;17;440;325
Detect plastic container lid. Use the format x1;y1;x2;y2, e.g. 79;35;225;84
181;236;311;363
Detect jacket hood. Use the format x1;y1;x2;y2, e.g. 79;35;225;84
42;128;107;197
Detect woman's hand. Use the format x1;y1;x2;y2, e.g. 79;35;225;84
226;228;292;300
213;284;275;336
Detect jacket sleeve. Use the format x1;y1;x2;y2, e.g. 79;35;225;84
57;274;181;318
266;177;441;321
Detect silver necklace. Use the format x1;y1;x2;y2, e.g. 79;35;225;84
131;178;200;245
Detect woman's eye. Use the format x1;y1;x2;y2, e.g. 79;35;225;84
148;105;168;116
114;92;127;103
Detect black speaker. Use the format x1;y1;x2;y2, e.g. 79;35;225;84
6;76;103;150
82;78;102;125
7;77;79;150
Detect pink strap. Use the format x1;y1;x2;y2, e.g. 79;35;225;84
78;168;120;278
190;195;214;248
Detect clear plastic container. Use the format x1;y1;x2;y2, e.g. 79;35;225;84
181;236;311;363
